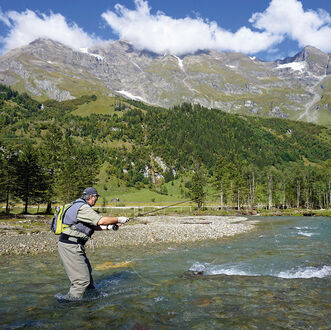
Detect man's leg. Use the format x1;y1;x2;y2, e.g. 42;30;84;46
85;256;96;291
58;242;92;298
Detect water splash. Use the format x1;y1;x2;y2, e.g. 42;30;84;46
154;296;165;302
297;231;314;237
189;262;331;279
189;262;207;274
189;261;259;276
277;265;331;279
54;290;109;303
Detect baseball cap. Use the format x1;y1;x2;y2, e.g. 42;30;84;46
83;187;99;196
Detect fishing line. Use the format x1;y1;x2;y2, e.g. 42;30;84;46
111;198;196;285
109;198;196;285
124;197;191;286
110;192;231;284
129;264;161;286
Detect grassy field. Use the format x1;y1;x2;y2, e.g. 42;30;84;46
73;94;118;116
72;94;145;117
95;181;188;203
1;204;330;219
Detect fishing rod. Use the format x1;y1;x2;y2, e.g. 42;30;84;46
110;191;224;230
111;198;194;230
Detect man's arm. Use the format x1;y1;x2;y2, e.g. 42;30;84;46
96;216;129;230
98;216;119;226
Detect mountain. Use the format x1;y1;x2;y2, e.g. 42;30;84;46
0;39;330;125
1;86;330;209
277;45;331;75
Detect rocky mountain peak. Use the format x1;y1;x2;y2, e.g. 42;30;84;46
277;45;330;75
0;38;330;124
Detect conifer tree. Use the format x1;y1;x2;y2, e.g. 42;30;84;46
13;143;46;213
189;165;207;210
56;139;101;202
214;156;230;210
40;126;64;213
0;145;19;213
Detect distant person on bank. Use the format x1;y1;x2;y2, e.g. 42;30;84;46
58;187;129;299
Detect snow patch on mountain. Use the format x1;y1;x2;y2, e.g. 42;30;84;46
79;48;104;61
173;55;184;71
276;61;306;72
116;90;146;102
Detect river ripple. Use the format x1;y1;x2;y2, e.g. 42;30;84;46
0;216;330;329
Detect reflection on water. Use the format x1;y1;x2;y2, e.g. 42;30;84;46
0;216;330;329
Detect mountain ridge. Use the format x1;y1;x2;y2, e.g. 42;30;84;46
0;39;330;125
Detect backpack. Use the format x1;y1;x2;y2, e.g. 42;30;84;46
51;204;73;234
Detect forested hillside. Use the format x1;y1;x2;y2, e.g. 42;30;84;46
0;84;330;212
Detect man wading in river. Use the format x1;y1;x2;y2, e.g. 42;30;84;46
57;187;129;300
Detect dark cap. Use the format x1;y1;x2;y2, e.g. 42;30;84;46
82;187;99;196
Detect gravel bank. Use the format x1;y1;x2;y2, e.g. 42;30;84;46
0;216;256;256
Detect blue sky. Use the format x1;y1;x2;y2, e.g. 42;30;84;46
0;0;330;60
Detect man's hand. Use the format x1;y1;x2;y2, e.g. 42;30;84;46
117;216;129;224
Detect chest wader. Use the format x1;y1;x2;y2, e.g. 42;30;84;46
57;199;96;299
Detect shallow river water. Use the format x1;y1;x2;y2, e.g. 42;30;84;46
0;216;330;329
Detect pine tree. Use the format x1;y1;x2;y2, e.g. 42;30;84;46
56;139;101;202
213;156;229;210
189;165;207;210
39;126;64;213
13;143;47;213
0;146;19;213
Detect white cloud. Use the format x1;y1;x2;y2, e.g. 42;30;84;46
0;8;11;26
102;0;331;55
250;0;331;52
0;9;102;53
0;0;331;57
101;0;282;55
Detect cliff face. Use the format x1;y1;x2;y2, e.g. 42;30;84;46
0;39;330;123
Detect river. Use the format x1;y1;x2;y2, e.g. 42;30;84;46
0;216;330;329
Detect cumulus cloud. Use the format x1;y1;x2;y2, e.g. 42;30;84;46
0;0;331;57
102;0;331;56
250;0;331;52
0;8;11;26
101;0;282;55
0;9;102;53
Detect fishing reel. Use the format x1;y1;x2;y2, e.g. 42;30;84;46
106;224;119;231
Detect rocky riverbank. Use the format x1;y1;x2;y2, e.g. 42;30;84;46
0;215;256;256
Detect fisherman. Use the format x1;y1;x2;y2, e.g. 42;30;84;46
57;187;129;300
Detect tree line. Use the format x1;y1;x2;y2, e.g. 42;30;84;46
0;127;100;213
211;156;330;210
0;84;330;212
